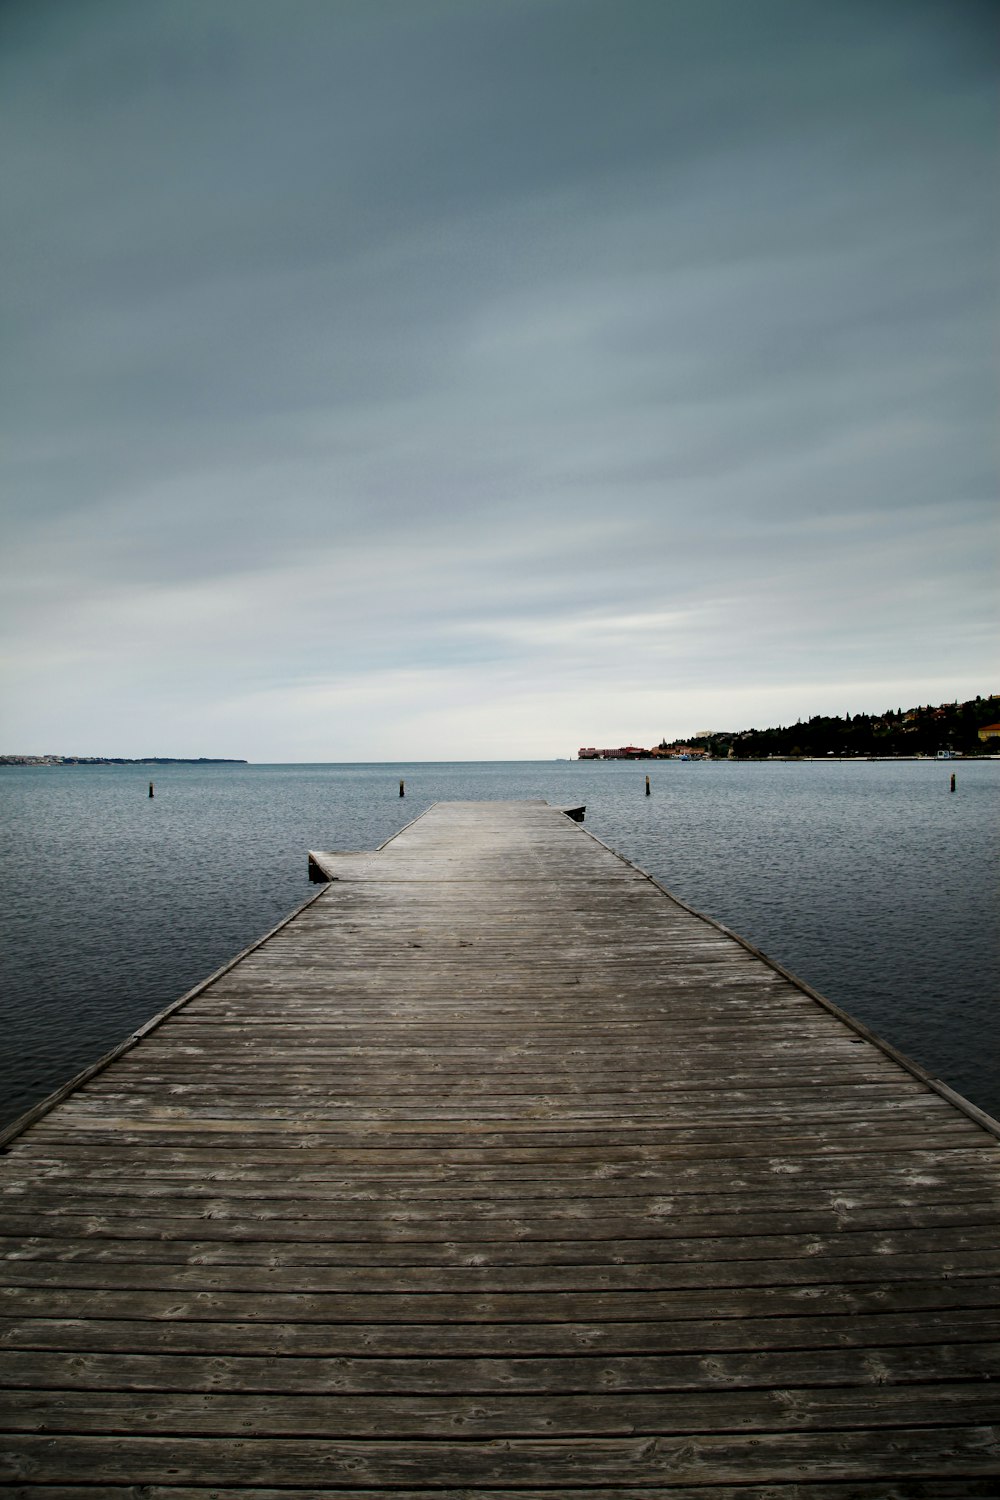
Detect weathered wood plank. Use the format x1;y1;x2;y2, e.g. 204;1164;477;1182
4;1275;996;1326
4;1221;998;1266
2;1250;997;1295
1;1183;995;1230
4;1383;1000;1438
2;1427;1000;1487
4;1342;999;1395
4;1307;1000;1357
10;1122;984;1167
3;1486;1000;1500
14;1155;977;1189
3;1484;998;1500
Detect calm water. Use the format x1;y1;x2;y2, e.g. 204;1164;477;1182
2;759;998;1130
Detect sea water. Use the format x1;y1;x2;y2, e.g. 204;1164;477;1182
1;758;997;1131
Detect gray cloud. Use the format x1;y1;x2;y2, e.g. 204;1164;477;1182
1;0;995;757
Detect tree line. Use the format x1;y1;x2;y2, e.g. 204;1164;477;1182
664;694;999;760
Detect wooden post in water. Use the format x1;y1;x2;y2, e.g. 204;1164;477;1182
645;774;650;796
148;782;154;799
950;772;956;793
399;779;405;797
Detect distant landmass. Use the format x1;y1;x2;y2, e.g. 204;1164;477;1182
0;755;248;766
579;693;1000;761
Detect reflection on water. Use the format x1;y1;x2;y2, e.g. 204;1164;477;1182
1;758;997;1129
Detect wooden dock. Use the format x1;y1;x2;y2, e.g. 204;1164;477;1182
1;799;999;1496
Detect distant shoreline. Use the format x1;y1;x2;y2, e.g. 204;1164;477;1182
577;753;998;763
0;756;248;767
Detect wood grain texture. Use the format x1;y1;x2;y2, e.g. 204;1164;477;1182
1;799;998;1495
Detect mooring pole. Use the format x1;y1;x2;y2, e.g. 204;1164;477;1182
148;782;154;799
400;780;405;797
645;774;651;797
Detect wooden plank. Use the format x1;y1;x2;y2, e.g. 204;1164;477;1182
4;1487;1000;1500
4;1221;999;1266
10;1121;985;1164
4;1341;1000;1394
4;1142;992;1181
3;1427;1000;1487
4;1306;999;1357
2;1275;997;1329
3;1198;996;1248
4;1382;1000;1438
1;799;999;1495
4;1485;999;1500
2;1247;996;1293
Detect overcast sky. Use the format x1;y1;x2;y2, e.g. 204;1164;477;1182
1;0;995;760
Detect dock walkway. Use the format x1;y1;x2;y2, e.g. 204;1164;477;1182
1;799;999;1496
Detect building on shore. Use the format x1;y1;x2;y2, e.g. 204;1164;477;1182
577;745;709;761
577;746;649;760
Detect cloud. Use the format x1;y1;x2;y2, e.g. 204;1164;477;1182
0;0;995;757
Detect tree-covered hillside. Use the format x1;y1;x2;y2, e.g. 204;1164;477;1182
667;695;1000;759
